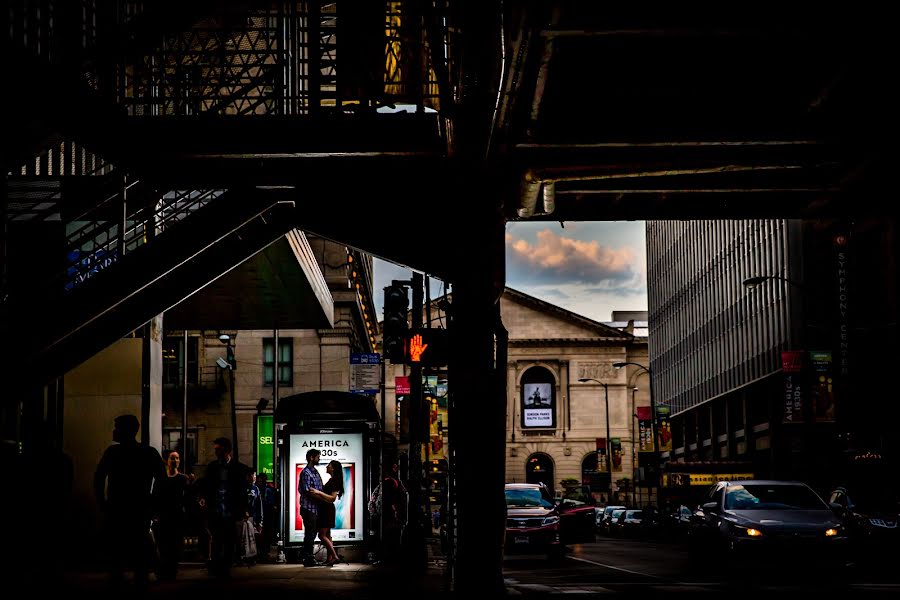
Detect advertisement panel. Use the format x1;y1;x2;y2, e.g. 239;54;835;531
656;405;672;452
596;438;608;472
522;382;555;427
256;415;274;478
782;350;805;424
288;432;364;543
636;406;654;452
810;350;836;422
611;438;623;472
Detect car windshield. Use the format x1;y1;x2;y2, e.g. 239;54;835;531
506;488;554;508
725;484;828;510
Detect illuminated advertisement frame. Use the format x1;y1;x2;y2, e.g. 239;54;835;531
288;432;364;543
521;381;556;428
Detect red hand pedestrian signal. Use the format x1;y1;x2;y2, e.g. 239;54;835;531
408;333;428;362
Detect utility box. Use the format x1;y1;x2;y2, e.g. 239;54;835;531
275;391;381;561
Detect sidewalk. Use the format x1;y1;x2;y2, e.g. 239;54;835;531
43;538;451;599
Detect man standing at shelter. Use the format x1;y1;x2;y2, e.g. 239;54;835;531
199;437;249;578
298;448;325;566
94;414;166;588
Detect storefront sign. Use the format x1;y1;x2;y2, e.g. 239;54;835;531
665;472;755;487
288;432;364;543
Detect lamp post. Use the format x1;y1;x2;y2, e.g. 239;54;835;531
578;378;612;497
630;386;638;507
218;333;239;462
613;362;654;505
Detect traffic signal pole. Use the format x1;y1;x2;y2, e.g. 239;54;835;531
404;272;427;569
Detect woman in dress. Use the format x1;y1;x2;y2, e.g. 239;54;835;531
318;460;345;565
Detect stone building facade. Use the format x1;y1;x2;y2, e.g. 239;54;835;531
501;289;649;504
381;287;650;505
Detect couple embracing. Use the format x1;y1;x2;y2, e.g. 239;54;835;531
298;448;345;566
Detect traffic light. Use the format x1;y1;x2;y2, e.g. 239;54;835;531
406;328;449;367
382;284;409;362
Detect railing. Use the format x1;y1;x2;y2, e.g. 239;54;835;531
63;183;226;291
9;1;450;117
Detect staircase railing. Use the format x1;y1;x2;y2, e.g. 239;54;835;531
63;182;227;291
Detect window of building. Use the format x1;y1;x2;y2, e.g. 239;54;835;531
162;336;199;386
263;338;293;386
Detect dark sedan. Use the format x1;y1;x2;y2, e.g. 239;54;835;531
691;480;848;558
504;483;563;559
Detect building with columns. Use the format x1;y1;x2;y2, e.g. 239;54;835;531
501;290;649;505
382;287;650;506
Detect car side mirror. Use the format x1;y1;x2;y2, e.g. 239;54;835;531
702;502;717;512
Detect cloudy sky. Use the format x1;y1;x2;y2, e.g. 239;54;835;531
373;221;647;323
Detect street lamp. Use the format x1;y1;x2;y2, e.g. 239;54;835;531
578;378;612;497
613;362;655;505
630;386;638;507
612;362;655;450
218;333;239;462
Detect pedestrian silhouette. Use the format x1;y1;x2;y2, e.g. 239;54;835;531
196;437;249;578
93;414;166;588
153;449;192;580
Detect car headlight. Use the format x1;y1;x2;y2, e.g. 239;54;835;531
731;523;763;537
542;516;560;526
825;527;841;537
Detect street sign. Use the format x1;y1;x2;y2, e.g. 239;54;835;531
350;353;381;394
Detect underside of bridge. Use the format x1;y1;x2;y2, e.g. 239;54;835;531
3;1;894;593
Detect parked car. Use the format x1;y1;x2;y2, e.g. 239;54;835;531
691;480;847;558
667;504;697;538
604;508;627;535
504;483;564;559
829;483;899;559
611;509;643;536
556;496;598;544
597;505;626;534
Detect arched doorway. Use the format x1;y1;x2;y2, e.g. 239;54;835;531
526;453;555;494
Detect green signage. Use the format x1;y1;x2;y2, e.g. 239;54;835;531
256;415;274;477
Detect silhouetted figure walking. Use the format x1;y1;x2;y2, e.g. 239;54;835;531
94;415;166;588
198;437;249;578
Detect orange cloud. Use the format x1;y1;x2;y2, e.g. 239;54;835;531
507;229;636;284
